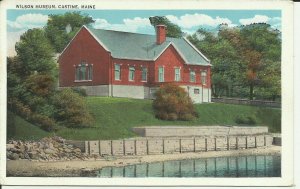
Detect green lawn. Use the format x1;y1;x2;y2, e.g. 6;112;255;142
7;97;281;140
7;111;52;140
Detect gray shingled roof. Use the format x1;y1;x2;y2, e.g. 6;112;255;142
86;26;210;66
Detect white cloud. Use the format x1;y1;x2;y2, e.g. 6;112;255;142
166;13;233;29
239;15;270;25
7;13;48;31
239;15;281;30
93;17;153;34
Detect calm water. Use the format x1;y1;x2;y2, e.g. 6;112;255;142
96;155;281;178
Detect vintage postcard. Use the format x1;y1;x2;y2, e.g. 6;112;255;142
0;0;294;186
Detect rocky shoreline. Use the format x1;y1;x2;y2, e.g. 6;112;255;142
7;137;95;161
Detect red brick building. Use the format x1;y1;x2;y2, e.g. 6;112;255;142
58;25;211;103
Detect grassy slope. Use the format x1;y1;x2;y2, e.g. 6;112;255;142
56;97;281;140
7;111;51;141
7;97;281;140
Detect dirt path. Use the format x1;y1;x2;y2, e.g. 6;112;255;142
7;146;281;177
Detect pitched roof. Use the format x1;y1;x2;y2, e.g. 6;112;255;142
84;26;211;66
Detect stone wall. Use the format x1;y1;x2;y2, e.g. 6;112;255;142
80;134;274;156
132;126;269;137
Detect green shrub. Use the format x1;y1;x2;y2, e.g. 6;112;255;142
72;87;87;97
153;83;198;121
30;113;56;131
235;115;257;125
25;74;55;97
52;88;93;128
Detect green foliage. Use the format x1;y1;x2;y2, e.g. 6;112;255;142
235;115;257;125
187;23;281;100
15;29;56;76
256;108;281;133
25;74;56;97
52;89;93;128
149;16;183;38
71;87;87;97
153;84;198;121
45;11;94;53
7;111;51;141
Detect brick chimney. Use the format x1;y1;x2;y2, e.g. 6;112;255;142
156;25;166;45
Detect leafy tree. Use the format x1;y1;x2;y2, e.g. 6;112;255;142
153;83;198;121
188;27;244;97
188;23;281;100
149;16;183;38
45;11;94;53
239;24;281;100
8;12;96;133
15;29;56;76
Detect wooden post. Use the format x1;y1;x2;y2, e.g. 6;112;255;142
134;140;137;155
227;137;230;150
255;136;257;148
214;138;217;151
162;139;165;154
193;137;196;152
111;140;113;156
146;139;149;155
88;141;91;155
246;136;248;149
236;137;239;150
179;138;182;153
99;140;101;155
205;138;208;152
123;140;126;155
264;135;267;146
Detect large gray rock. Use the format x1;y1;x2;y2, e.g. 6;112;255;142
8;153;19;160
44;149;56;154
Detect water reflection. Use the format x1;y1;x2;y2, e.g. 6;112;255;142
96;155;281;178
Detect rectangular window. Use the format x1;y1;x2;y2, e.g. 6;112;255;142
142;67;148;81
194;88;200;94
75;66;81;80
87;65;93;80
114;64;121;80
174;68;180;81
129;66;135;81
81;65;86;80
201;71;207;85
158;67;164;82
75;62;93;81
190;70;196;82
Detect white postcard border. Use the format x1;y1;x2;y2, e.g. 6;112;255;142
0;0;294;186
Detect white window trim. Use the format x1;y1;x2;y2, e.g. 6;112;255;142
141;67;148;82
74;63;93;82
174;67;181;82
201;70;207;85
158;66;164;82
129;66;135;81
190;70;196;83
114;64;121;81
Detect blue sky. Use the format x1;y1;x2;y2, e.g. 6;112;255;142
7;9;281;56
